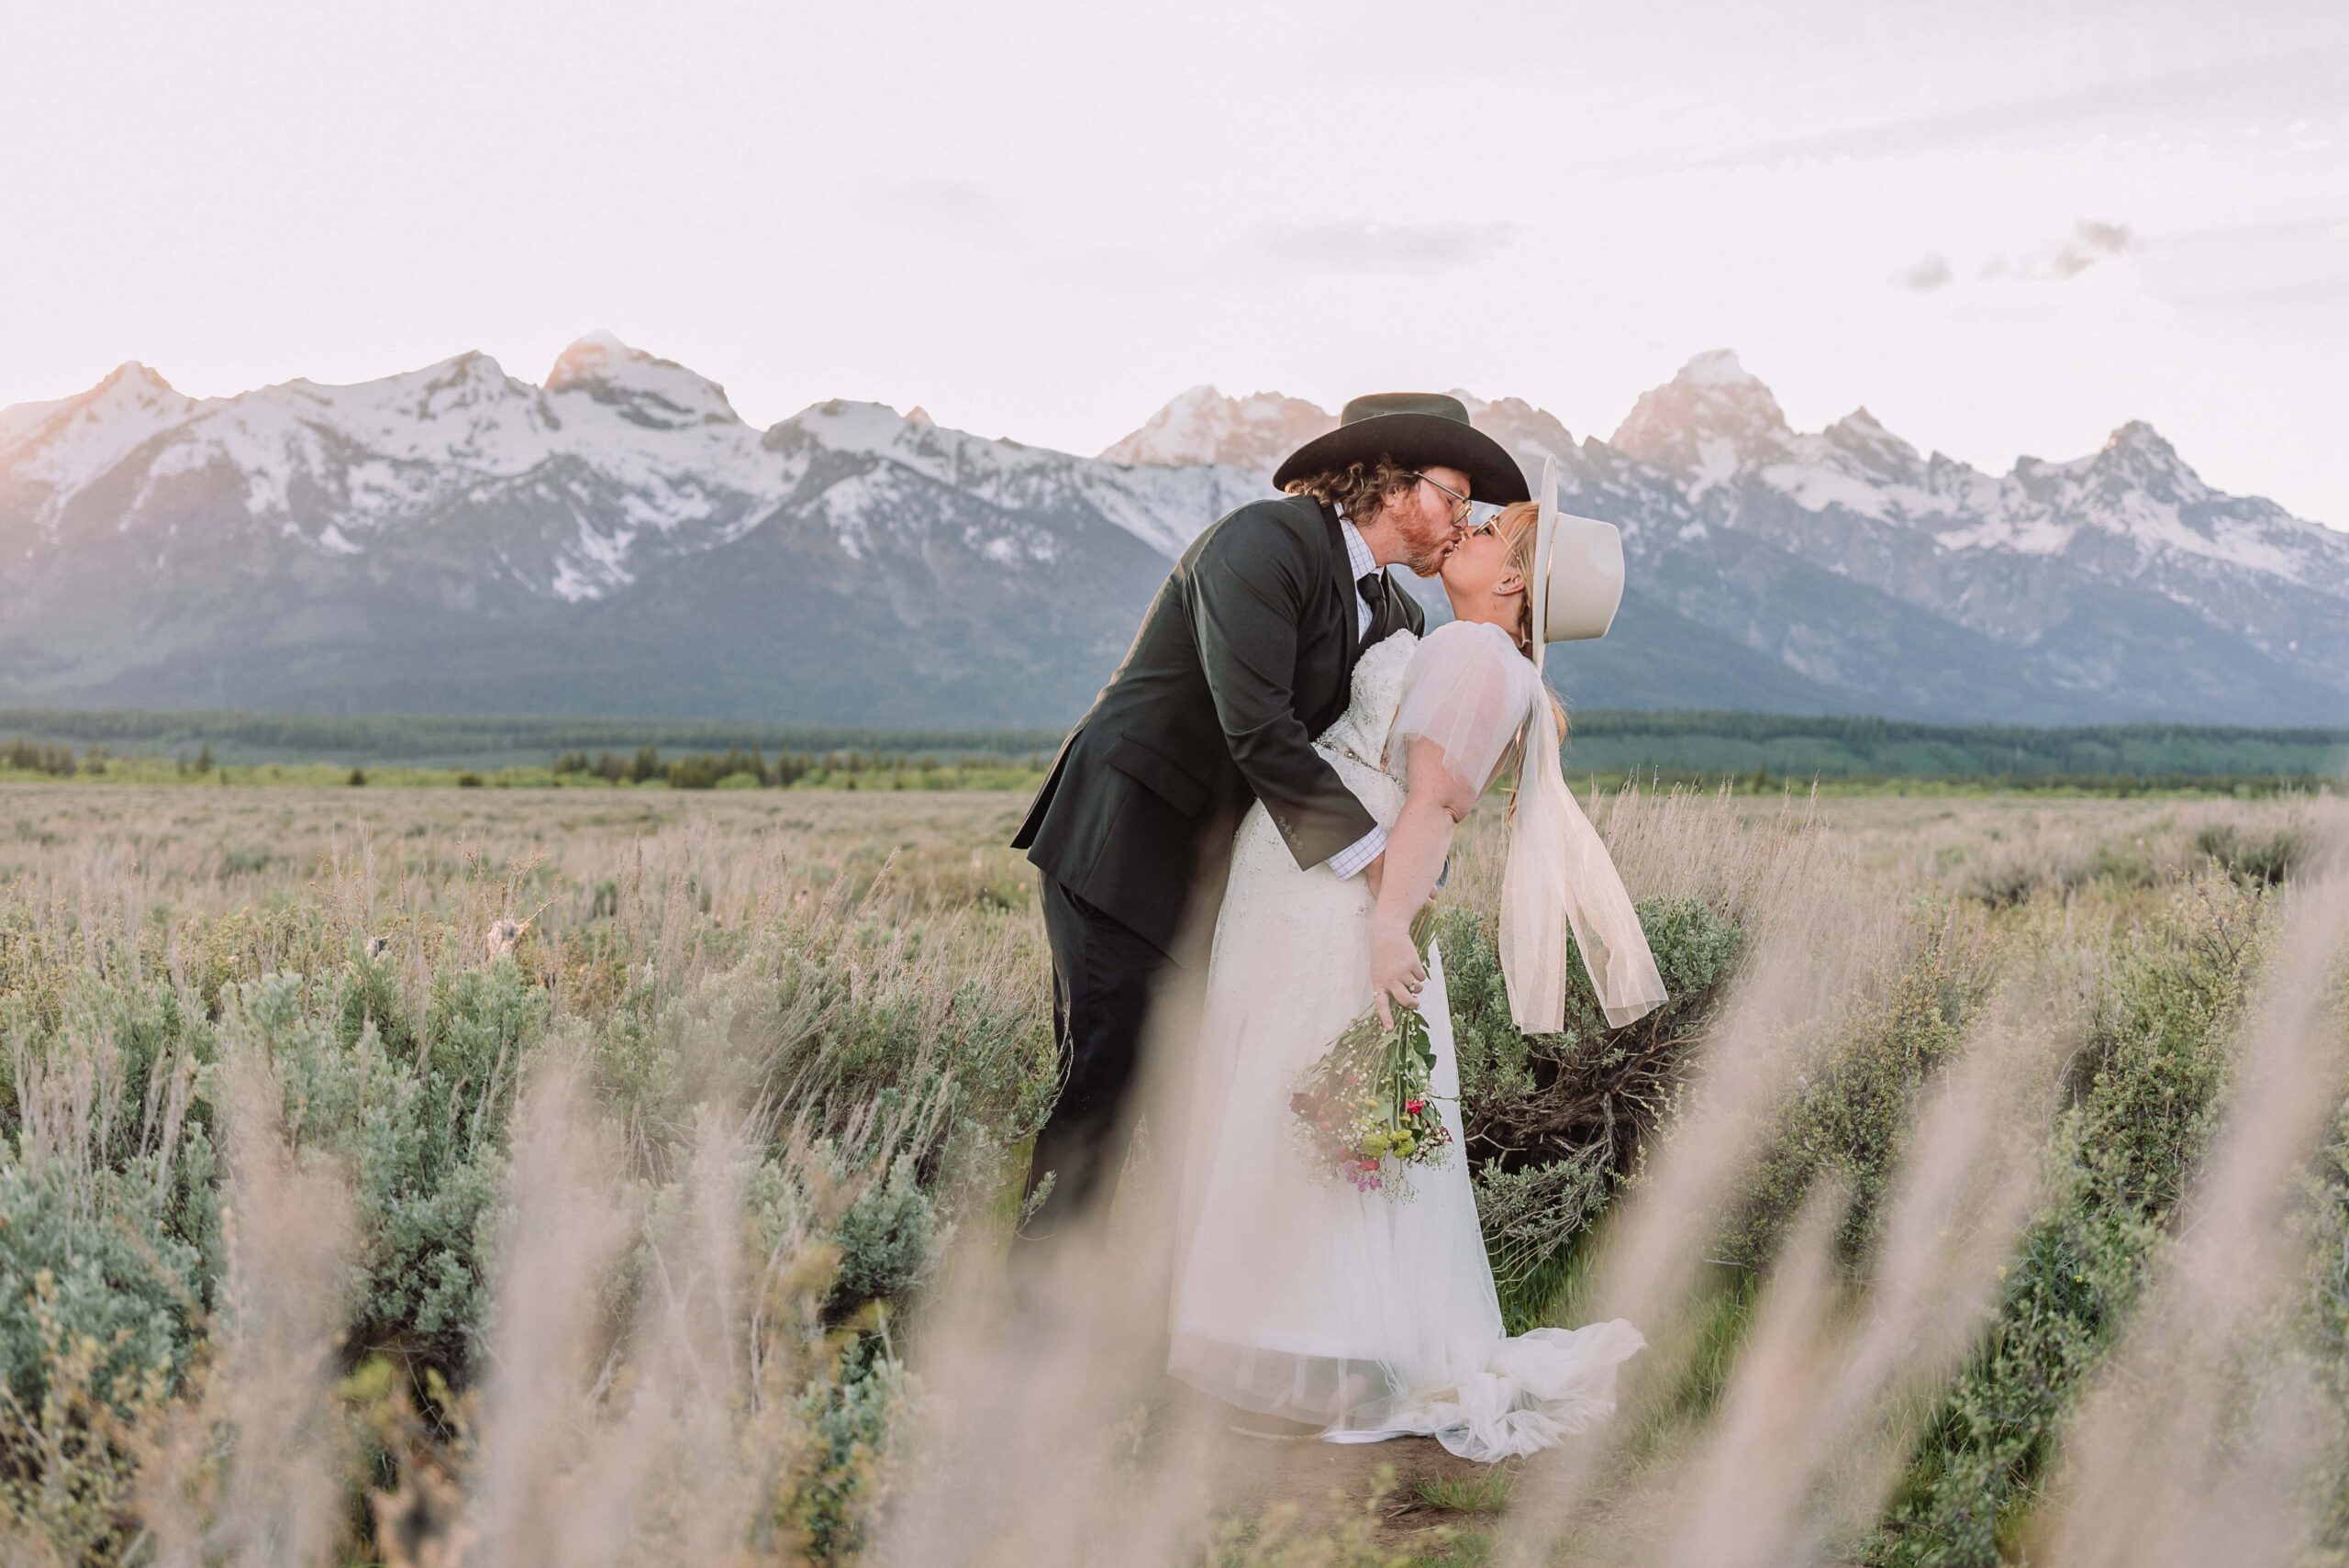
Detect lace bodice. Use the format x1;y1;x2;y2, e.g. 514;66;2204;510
1220;623;1536;911
1313;630;1420;785
1310;620;1539;827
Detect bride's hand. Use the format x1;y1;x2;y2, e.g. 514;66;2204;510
1370;914;1427;1029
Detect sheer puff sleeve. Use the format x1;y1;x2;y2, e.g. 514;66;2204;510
1382;620;1537;806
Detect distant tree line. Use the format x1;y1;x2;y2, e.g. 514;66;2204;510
1607;763;2335;799
551;746;1046;789
1561;708;2349;748
1;738;197;777
2;739;90;776
1553;709;2349;783
0;708;1063;761
4;703;2345;787
552;746;798;787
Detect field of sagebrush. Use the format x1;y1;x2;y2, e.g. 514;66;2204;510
1;781;2344;1567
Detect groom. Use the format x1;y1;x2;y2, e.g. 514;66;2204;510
1009;393;1531;1273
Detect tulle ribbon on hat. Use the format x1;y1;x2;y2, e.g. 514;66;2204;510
1497;695;1668;1032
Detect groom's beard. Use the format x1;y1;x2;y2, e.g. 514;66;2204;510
1401;533;1457;578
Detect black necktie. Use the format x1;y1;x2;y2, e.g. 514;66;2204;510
1357;571;1386;644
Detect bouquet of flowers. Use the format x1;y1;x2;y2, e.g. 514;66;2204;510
1287;907;1454;1198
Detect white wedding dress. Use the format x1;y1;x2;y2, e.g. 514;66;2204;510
1166;620;1645;1463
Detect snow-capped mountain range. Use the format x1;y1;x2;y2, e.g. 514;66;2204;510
3;335;2343;728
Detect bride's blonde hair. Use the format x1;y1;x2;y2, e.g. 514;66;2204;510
1488;501;1569;742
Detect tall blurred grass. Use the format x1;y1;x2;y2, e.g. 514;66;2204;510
0;781;2342;1564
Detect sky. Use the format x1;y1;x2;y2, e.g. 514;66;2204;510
3;0;2344;527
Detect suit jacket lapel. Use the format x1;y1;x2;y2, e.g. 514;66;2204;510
1317;498;1362;677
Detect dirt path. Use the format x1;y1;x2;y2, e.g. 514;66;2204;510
1186;1407;1508;1557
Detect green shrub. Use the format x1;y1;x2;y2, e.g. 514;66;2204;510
731;910;1054;1188
1870;1171;2154;1567
2193;821;2309;888
826;1154;941;1321
0;1263;177;1563
0;1165;203;1420
1866;874;2262;1566
219;961;548;1373
1721;911;1995;1270
0;973;221;1426
1960;859;2043;910
218;845;274;878
740;1144;943;1328
783;1340;918;1562
2084;835;2163;890
2308;1094;2349;1552
2065;882;2257;1219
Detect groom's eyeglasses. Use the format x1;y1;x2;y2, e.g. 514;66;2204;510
1408;472;1474;526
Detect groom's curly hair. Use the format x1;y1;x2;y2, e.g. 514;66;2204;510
1280;456;1419;528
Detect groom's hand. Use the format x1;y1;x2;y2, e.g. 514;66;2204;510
1363;851;1386;901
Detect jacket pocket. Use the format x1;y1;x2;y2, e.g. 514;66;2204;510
1103;733;1209;818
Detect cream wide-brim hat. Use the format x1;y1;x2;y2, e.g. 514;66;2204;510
1527;454;1627;647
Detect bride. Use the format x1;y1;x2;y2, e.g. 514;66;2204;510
1165;467;1669;1463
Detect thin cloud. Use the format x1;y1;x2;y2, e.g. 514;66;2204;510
1253;218;1519;277
1897;252;1954;290
2050;218;2134;277
1963;219;2138;284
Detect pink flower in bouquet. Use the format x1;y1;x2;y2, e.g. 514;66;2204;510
1289;990;1452;1200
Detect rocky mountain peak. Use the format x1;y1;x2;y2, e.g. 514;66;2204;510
1609;349;1792;479
432;349;510;384
1461;395;1577;479
1682;348;1765;388
1822;405;1925;483
2086;417;2206;502
544;330;740;429
1099;384;1333;473
783;397;912;451
99;361;178;397
385;351;541;428
2102;418;2177;462
50;361;190;428
0;359;197;483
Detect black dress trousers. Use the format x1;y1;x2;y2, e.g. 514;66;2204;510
1014;873;1179;1259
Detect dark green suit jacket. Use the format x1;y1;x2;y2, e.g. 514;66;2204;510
1012;494;1425;962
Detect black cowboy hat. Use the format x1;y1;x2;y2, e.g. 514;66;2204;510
1271;391;1531;506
